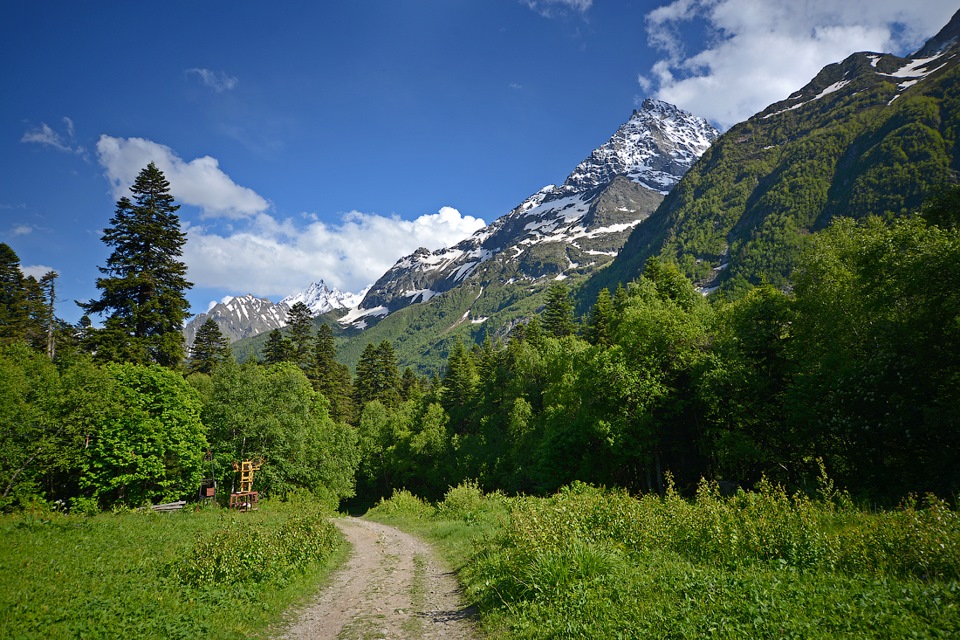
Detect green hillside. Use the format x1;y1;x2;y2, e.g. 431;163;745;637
589;47;960;301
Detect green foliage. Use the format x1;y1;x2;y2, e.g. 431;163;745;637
541;281;576;338
311;323;354;423
262;328;293;365
0;244;59;352
354;340;402;408
0;499;344;639
177;504;339;586
80;363;207;507
201;361;359;502
0;343;68;508
369;488;436;519
285;301;314;369
456;482;960;639
789;214;960;498
78;163;191;367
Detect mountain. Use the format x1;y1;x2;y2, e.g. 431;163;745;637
590;9;960;298
184;295;289;347
184;280;358;347
342;99;718;328
280;280;365;315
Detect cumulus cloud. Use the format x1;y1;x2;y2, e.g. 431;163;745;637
96;135;270;218
21;117;85;155
21;264;56;279
10;224;34;237
184;206;487;296
185;67;238;92
641;0;959;129
523;0;592;19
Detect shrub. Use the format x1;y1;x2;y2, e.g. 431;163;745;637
176;508;339;587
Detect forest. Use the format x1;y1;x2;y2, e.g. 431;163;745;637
1;163;958;512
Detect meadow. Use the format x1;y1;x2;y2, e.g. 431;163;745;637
368;478;960;639
0;496;344;639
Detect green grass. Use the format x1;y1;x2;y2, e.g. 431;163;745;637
367;479;960;639
0;499;346;639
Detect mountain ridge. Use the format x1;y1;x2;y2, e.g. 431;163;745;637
345;100;718;327
587;9;960;300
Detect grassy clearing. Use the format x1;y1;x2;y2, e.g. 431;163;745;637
367;479;960;639
0;498;345;639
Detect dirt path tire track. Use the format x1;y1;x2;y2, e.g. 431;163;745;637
277;517;478;640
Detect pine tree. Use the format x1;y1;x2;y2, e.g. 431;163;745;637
78;163;192;367
542;281;576;338
286;301;314;368
188;318;232;374
262;328;293;365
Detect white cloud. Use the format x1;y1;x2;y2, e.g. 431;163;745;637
96;135;270;219
641;0;960;129
523;0;592;18
184;206;487;296
21;117;85;155
20;264;55;279
185;68;238;92
11;224;34;237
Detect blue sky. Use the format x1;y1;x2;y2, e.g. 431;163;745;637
3;1;956;324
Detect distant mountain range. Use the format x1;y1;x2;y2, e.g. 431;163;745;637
183;280;358;347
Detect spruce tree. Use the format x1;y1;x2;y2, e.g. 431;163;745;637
286;301;314;368
188;318;232;374
312;323;353;422
584;287;614;347
0;243;29;344
78;163;192;367
355;340;401;408
542;281;576;338
262;328;293;365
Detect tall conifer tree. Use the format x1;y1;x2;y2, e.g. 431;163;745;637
187;318;232;374
78;163;191;367
312;323;353;422
286;301;314;368
542;281;576;338
262;328;293;365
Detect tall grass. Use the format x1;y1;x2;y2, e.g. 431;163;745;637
372;479;960;638
0;498;343;639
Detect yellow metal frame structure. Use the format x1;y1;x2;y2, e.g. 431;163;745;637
229;458;263;510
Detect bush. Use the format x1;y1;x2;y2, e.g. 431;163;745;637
176;507;339;587
369;488;435;519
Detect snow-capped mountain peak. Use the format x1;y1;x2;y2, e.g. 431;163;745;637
280;280;362;315
562;99;718;195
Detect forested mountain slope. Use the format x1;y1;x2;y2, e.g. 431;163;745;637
589;9;960;299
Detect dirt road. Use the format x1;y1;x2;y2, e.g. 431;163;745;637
277;517;478;640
